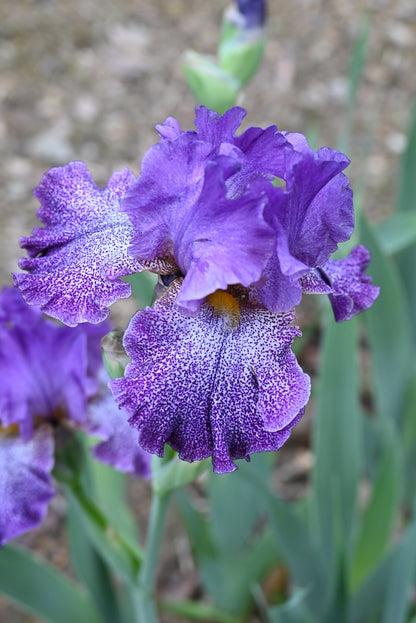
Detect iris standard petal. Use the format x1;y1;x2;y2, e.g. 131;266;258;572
174;165;275;313
278;135;354;271
123;134;213;261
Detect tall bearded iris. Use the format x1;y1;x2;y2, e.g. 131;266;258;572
14;106;379;474
0;287;150;545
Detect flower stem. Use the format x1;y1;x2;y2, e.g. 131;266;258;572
133;491;171;623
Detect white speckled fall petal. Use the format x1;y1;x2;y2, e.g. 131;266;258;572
300;245;380;321
0;425;55;546
110;282;310;473
14;162;143;326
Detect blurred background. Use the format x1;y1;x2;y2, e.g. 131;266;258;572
1;0;415;292
1;1;415;621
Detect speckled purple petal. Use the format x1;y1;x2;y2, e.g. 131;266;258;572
300;245;380;321
0;309;97;438
13;162;142;326
86;375;151;479
110;282;310;473
0;425;55;545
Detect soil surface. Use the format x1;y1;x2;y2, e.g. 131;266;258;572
1;1;416;621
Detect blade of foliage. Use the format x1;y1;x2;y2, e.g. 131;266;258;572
175;486;279;616
0;545;102;623
397;92;416;339
311;314;361;589
268;587;314;623
347;12;370;113
67;494;124;623
241;464;327;619
82;434;140;546
351;517;416;623
207;453;272;553
198;531;279;615
54;435;143;585
64;482;142;585
374;212;416;255
161;599;240;623
361;215;414;421
397;93;416;214
350;419;402;588
338;11;370;154
401;373;416;506
380;517;416;623
174;488;216;558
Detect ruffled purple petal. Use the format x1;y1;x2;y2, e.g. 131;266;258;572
125;107;294;283
110;283;310;474
0;425;55;545
194;106;247;147
194;106;297;197
86;375;151;479
174;165;275;313
155;116;182;139
256;254;303;313
123;133;213;261
300;245;380;321
13;162;142;326
230;125;297;195
255;135;354;313
273;135;354;273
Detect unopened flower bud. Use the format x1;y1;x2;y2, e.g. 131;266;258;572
218;1;267;86
101;330;130;379
182;50;240;114
236;0;266;28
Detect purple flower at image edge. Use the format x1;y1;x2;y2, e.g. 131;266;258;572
0;287;151;546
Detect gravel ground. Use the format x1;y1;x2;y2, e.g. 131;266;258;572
1;1;416;621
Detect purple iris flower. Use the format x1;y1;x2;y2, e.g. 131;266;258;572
0;287;150;546
14;106;379;474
